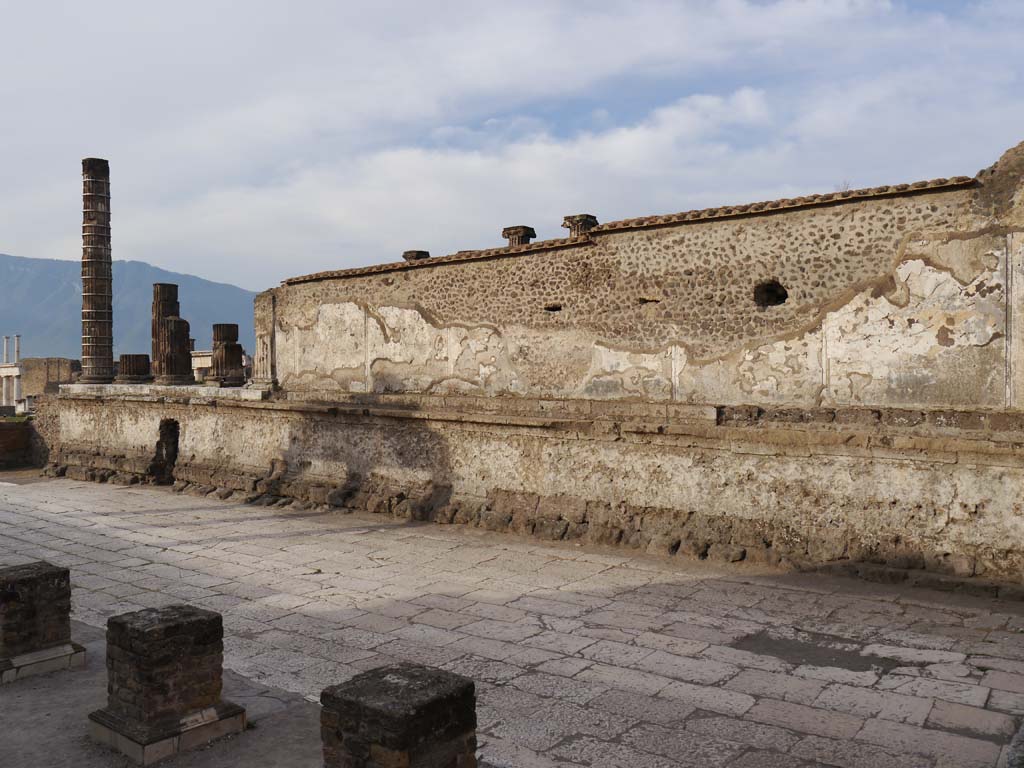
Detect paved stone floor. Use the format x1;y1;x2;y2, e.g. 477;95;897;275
2;477;1024;767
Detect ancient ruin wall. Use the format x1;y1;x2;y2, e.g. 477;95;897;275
258;143;1024;410
52;391;1024;583
50;142;1024;585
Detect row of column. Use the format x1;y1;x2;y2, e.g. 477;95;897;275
0;374;22;408
1;560;477;766
0;335;22;408
2;335;20;364
77;158;247;388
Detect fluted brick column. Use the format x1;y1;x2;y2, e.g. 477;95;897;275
115;354;153;384
209;324;245;387
151;284;194;385
81;158;114;383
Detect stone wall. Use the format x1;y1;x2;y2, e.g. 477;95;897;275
0;420;32;468
255;142;1024;410
50;140;1024;586
29;395;60;467
51;389;1024;583
19;358;80;397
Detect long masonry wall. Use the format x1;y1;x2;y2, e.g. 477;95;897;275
52;389;1024;583
51;141;1024;586
255;142;1024;411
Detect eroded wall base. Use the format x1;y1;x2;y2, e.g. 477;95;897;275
50;390;1024;585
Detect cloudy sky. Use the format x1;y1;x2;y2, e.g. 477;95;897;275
2;0;1022;291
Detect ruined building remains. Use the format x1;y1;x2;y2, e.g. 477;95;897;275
150;284;193;385
209;324;245;387
80;158;113;384
115;354;152;384
48;142;1024;585
0;335;22;413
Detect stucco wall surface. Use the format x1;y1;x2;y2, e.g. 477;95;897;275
255;142;1024;410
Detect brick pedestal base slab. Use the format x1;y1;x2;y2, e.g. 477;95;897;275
321;662;477;767
88;605;245;765
0;561;85;684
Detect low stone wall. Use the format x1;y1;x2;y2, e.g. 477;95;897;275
51;388;1024;585
0;420;32;468
29;395;60;467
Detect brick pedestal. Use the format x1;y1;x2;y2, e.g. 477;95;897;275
321;663;477;768
88;605;245;765
0;561;85;684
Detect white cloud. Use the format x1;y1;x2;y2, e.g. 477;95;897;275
0;1;1021;290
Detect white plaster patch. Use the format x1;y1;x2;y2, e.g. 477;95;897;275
824;257;1006;407
579;345;672;400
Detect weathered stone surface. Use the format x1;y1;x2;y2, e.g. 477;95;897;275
5;479;1024;765
43;139;1024;588
0;560;83;684
209;324;245;387
88;604;245;763
321;663;476;767
151;284;194;385
0;561;71;657
115;354;152;384
80;157;114;384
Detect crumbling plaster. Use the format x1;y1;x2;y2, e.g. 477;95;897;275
52;392;1024;581
51;141;1024;583
264;184;1013;409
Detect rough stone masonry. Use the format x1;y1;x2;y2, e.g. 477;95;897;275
48;140;1024;584
0;560;85;683
88;605;245;764
321;663;477;767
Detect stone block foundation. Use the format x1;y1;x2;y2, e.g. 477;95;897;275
0;561;85;684
88;605;245;765
321;663;477;767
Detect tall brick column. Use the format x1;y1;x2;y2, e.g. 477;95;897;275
81;158;114;383
151;284;194;385
321;663;477;767
0;561;85;684
89;605;245;764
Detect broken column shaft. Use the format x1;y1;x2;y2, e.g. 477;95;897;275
210;324;245;387
81;158;114;383
321;663;477;767
151;284;193;385
115;354;153;384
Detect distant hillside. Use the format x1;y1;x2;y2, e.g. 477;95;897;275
0;253;257;360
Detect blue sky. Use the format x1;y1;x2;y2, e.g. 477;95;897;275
1;1;1022;290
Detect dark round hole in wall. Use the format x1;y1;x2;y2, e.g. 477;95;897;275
544;304;563;312
753;280;788;308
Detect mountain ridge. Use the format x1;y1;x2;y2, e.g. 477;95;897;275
0;253;257;360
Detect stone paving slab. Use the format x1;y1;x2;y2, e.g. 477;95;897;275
2;477;1024;766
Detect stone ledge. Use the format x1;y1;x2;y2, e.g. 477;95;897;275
88;700;246;766
815;562;1024;601
60;383;270;401
0;642;86;684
